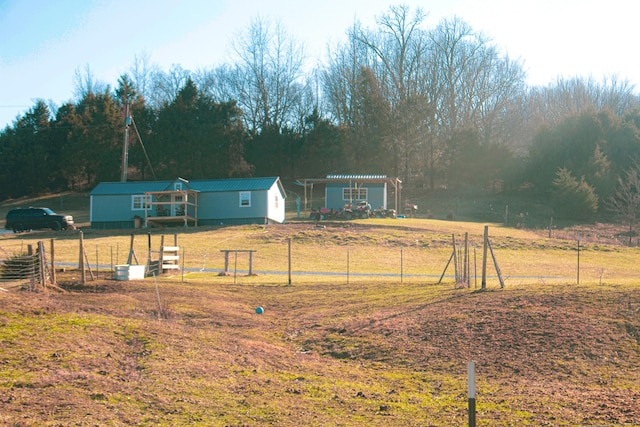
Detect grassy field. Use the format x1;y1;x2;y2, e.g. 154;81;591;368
1;193;639;426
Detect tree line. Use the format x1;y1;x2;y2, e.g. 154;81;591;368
2;4;640;223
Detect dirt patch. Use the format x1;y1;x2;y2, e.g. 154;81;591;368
298;286;640;425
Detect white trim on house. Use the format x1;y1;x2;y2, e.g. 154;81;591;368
132;194;151;211
342;187;368;201
239;191;251;207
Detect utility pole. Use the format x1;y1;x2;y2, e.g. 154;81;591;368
121;102;131;182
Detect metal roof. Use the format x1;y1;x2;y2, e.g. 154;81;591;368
189;177;281;192
297;175;401;185
90;181;173;195
90;177;283;195
326;174;388;180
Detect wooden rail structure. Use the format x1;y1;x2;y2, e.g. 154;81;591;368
219;250;257;276
143;189;198;228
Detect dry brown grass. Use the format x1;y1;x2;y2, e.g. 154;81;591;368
1;277;639;426
1;216;640;426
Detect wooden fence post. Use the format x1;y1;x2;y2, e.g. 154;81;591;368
463;232;469;287
38;241;46;290
438;250;455;284
481;226;489;289
50;239;56;285
487;239;505;289
159;235;165;274
27;244;35;291
79;231;86;286
577;233;580;285
452;234;459;284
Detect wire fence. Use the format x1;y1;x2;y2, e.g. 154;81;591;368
0;240;49;291
1;227;635;289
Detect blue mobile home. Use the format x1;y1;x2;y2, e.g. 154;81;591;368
90;177;286;229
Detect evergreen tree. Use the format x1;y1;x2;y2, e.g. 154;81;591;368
0;101;54;197
551;167;598;219
73;90;123;186
153;78;250;179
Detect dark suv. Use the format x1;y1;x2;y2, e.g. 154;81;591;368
5;207;75;232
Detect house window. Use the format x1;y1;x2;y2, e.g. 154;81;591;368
239;191;251;207
274;194;279;208
174;182;182;191
132;195;151;210
342;187;367;201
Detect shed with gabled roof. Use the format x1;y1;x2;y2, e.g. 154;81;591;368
298;175;401;213
89;176;286;229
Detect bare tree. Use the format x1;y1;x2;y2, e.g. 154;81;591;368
217;17;307;136
355;5;431;181
526;76;639;132
128;52;158;104
322;23;391;173
148;64;192;108
426;17;528;188
607;163;640;245
322;8;526;186
73;64;108;100
317;6;433;180
289;75;318;135
428;17;524;138
356;5;428;103
322;22;373;126
191;67;218;99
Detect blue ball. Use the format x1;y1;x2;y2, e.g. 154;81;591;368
255;306;264;314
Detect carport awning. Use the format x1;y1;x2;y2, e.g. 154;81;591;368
297;175;402;213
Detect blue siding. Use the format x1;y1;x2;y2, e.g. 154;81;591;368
325;182;387;210
91;194;142;222
197;190;269;221
89;177;286;229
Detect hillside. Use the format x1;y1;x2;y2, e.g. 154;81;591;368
1;219;639;426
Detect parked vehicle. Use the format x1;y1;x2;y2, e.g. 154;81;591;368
404;203;418;217
309;201;374;221
373;207;397;218
5;207;75;233
309;205;354;221
309;207;353;221
352;201;372;219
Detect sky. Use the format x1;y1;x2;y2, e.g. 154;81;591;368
1;0;639;129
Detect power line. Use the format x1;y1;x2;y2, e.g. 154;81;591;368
131;116;157;180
